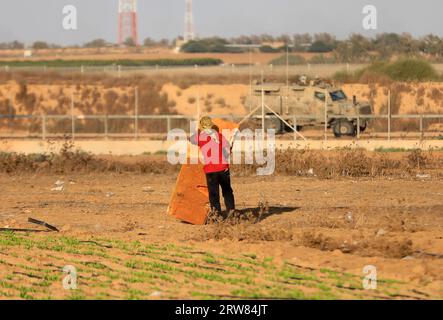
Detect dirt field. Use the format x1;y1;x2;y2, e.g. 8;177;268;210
0;152;442;299
0;47;325;65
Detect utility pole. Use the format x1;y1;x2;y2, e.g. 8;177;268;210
134;87;139;139
388;90;391;141
249;47;252;113
286;44;289;89
71;92;75;140
324;90;328;142
286;44;290;114
261;89;265;138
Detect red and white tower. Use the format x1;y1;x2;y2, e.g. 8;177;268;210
184;0;195;42
118;0;138;45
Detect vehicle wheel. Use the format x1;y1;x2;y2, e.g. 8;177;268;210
265;115;283;133
333;120;356;137
359;121;368;133
283;122;303;133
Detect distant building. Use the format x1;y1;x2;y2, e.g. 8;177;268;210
174;39;187;53
262;41;286;49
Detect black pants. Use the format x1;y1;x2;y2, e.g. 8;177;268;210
205;170;235;214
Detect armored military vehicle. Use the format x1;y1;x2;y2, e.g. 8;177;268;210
245;79;373;137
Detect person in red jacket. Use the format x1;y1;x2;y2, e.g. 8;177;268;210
190;116;235;216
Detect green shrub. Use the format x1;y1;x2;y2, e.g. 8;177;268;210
269;54;306;65
0;58;223;68
334;58;439;83
308;54;337;64
259;46;281;53
383;59;438;81
308;41;335;53
181;38;241;53
332;69;364;83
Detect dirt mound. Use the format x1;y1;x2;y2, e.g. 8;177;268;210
161;83;248;116
196;222;295;243
300;232;414;259
343;82;443;115
195;220;416;259
200;202;295;242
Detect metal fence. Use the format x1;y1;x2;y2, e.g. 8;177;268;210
0;113;442;140
0;64;368;79
3;63;443;80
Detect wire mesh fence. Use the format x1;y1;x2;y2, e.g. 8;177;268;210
0;64;367;79
0;113;442;140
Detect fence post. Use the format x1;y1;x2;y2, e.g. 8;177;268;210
324;89;328;142
420;115;424;140
71;93;75;140
42;114;46;140
134;87;139;139
167;116;171;134
197;89;201;118
261;89;265;137
104;115;108;140
357;116;360;139
388;90;391;141
293;115;297;141
8;93;13;130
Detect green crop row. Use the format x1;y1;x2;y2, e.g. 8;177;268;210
0;58;223;68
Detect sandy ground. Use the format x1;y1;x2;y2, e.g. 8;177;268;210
0;172;442;299
162;83;248;116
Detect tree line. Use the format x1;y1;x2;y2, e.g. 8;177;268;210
2;32;443;62
182;33;443;62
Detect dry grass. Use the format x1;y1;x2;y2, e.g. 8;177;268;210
0;143;441;178
233;148;442;178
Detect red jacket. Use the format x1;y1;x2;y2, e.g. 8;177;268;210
191;130;231;174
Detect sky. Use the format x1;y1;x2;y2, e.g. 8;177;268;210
0;0;441;45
